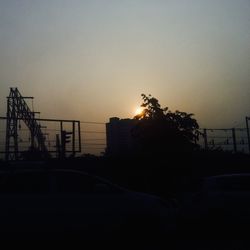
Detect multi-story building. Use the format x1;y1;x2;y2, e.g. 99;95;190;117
106;117;138;156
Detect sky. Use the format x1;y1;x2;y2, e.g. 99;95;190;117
0;0;250;129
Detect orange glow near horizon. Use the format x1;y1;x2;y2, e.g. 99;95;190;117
134;107;144;116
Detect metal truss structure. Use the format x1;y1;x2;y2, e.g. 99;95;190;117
5;88;49;161
1;87;82;161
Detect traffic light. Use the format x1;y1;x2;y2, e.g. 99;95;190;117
61;130;72;146
61;130;73;158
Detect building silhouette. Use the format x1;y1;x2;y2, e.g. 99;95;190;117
106;117;138;156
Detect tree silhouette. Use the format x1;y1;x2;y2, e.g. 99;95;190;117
132;94;200;155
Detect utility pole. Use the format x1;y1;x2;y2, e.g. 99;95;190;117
232;128;237;153
203;129;208;150
246;117;250;154
72;121;75;157
56;134;61;159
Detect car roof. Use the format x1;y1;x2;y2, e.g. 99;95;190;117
0;168;127;191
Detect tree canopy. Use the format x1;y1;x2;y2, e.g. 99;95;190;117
132;94;200;155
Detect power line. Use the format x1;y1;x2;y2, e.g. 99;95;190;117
83;139;106;141
0;128;106;134
80;121;105;125
199;128;246;131
83;143;106;146
82;146;105;148
81;131;105;134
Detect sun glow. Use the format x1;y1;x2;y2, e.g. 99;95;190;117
134;107;144;116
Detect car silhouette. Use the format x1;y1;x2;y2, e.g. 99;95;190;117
179;173;250;249
0;168;177;246
188;174;250;222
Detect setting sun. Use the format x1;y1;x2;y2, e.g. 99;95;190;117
135;107;144;116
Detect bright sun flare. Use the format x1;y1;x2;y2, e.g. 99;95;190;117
135;107;144;116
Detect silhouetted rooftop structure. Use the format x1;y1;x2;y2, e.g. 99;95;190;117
106;117;138;156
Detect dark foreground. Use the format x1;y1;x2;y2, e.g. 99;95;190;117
0;152;250;249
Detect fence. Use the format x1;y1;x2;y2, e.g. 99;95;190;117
1;119;250;160
0;119;106;160
198;127;250;154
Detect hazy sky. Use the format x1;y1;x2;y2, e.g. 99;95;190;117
0;0;249;128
